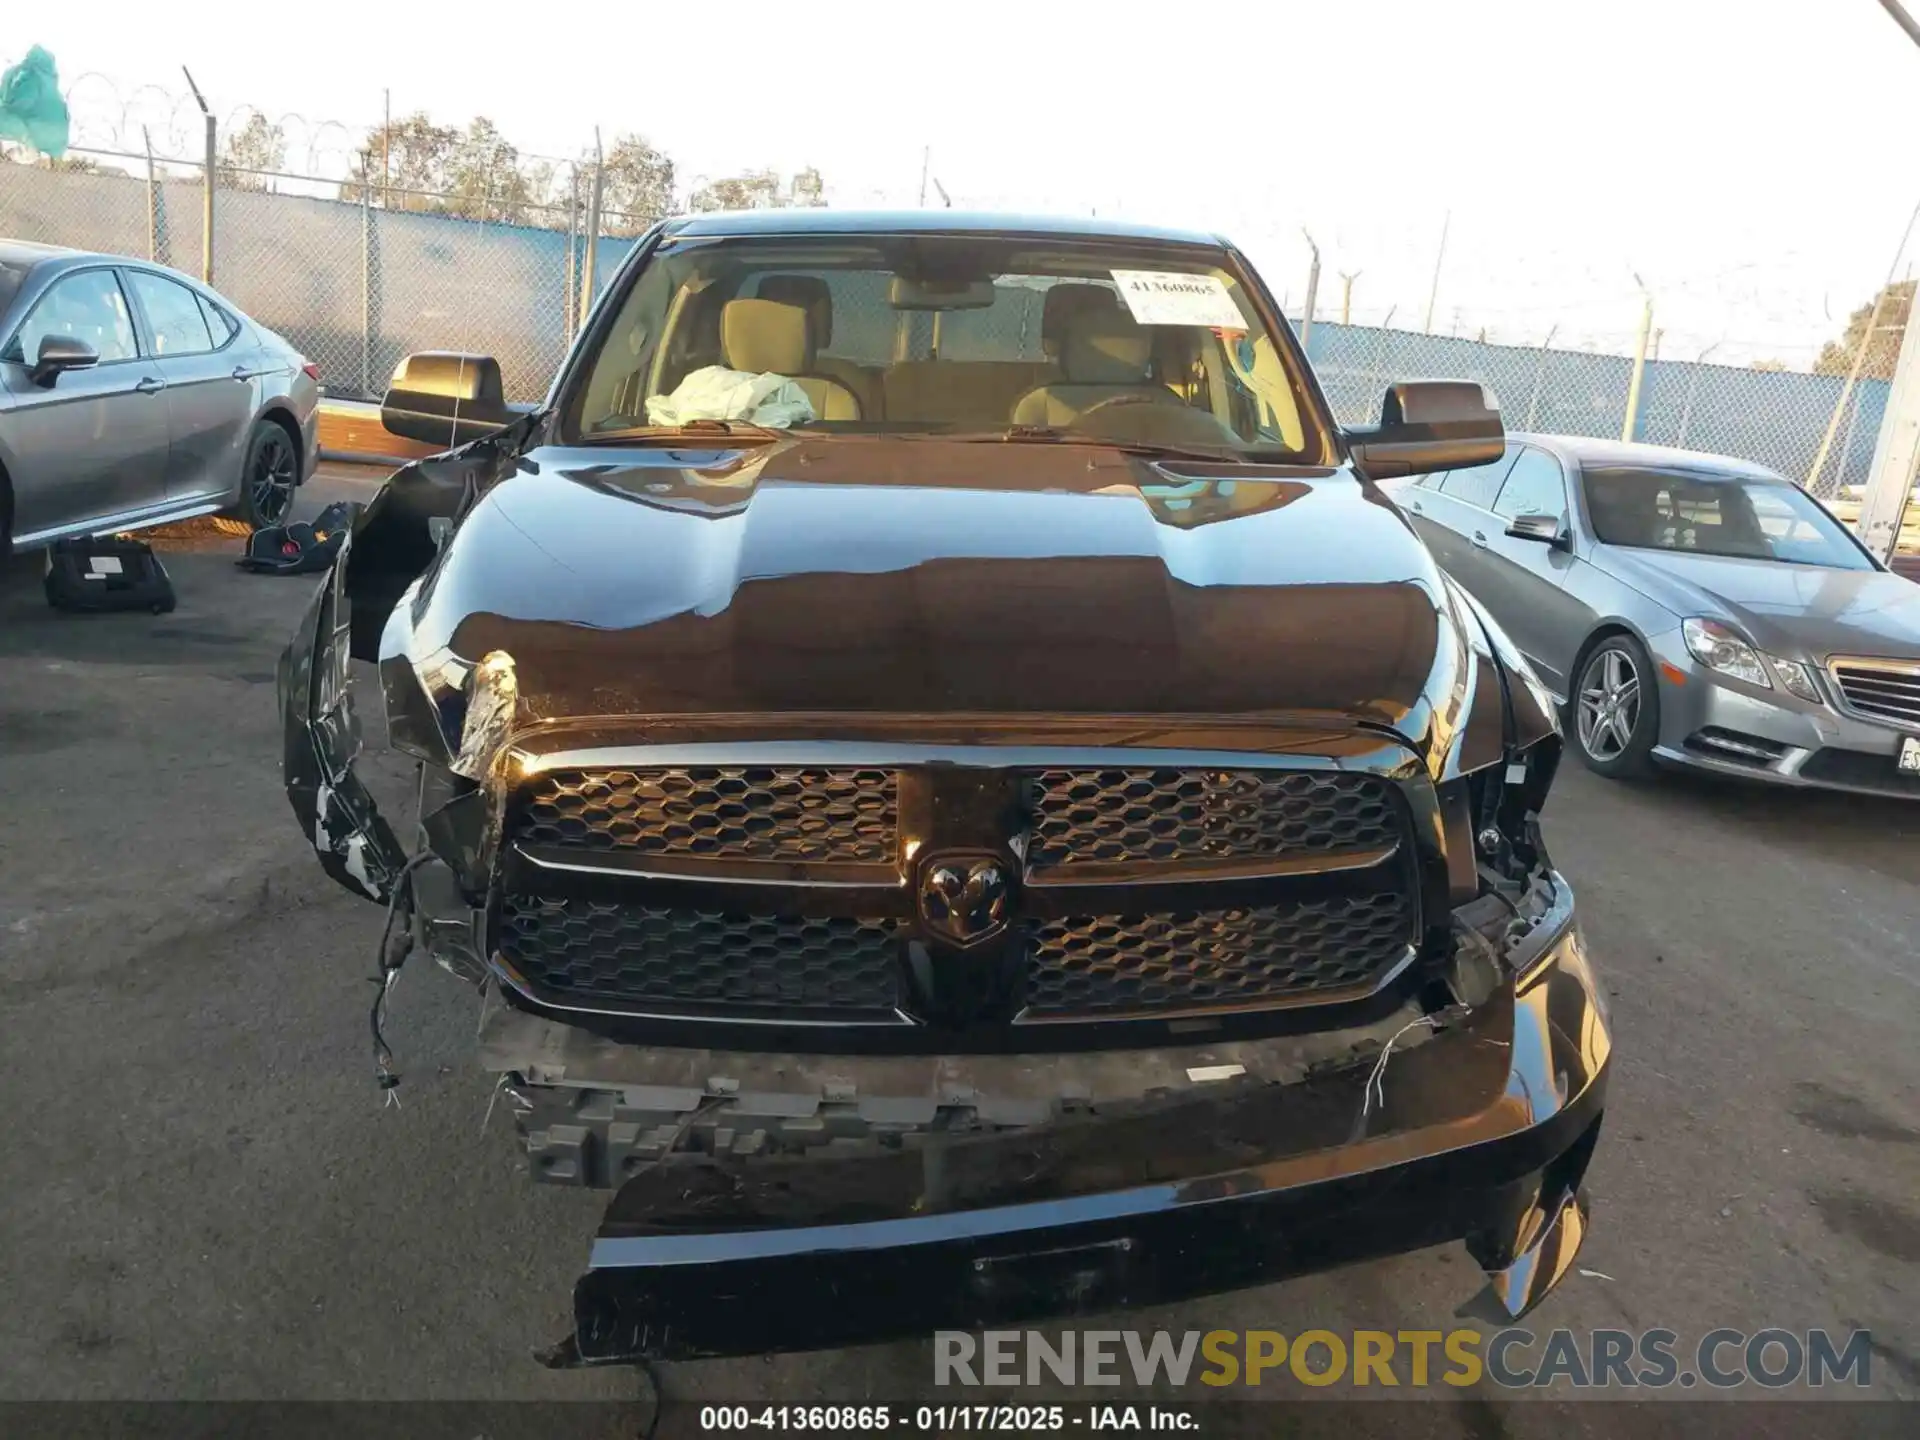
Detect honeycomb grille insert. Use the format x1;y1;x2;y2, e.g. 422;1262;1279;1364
512;767;897;863
1024;893;1414;1017
1026;768;1401;870
498;895;902;1013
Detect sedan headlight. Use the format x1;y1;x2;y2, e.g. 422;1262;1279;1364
1683;618;1771;688
1764;654;1822;704
1682;619;1822;703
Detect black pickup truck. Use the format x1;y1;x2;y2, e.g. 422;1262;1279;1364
279;210;1609;1364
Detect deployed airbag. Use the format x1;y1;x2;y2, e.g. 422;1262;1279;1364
644;365;816;428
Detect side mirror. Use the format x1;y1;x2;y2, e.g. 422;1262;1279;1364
30;333;99;387
1506;513;1569;549
1344;380;1504;480
380;351;515;448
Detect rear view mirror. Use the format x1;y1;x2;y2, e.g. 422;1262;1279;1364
30;333;99;387
380;351;515;448
887;276;996;310
1506;513;1568;549
1344;380;1503;480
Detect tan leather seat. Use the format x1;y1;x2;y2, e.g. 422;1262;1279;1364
1010;308;1180;427
882;359;1056;427
1039;283;1122;362
755;275;884;419
720;298;862;421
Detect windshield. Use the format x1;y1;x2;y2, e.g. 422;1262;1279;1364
564;233;1323;461
0;258;28;319
1581;465;1875;571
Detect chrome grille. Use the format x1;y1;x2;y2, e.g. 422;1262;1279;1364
1026;768;1401;870
1828;660;1920;727
1024;892;1415;1018
498;894;901;1013
512;767;897;863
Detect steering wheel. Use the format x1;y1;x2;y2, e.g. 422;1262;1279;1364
1071;392;1173;424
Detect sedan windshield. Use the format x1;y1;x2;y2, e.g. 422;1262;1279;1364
1581;465;1875;571
0;257;28;317
564;233;1323;461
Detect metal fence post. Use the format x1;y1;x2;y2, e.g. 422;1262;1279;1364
1621;289;1654;442
565;167;580;341
1857;294;1920;561
579;133;604;325
141;127;159;262
1677;343;1718;448
182;68;215;283
1837;380;1866;491
1524;326;1557;431
1299;230;1320;350
361;174;373;399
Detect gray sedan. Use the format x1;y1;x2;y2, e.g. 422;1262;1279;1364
1391;433;1920;799
0;238;320;555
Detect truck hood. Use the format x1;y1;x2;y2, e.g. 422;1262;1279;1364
385;438;1493;750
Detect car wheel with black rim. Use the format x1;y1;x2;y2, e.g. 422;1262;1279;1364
1572;634;1659;779
229;420;298;531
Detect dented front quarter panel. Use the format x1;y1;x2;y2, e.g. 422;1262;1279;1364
278;413;545;906
278;541;408;904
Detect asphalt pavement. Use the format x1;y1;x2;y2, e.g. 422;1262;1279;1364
1;465;1916;1433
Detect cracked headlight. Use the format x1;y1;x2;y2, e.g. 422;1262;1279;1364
1682;618;1770;689
451;650;519;780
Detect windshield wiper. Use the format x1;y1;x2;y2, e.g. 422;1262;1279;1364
579;418;806;445
947;425;1249;465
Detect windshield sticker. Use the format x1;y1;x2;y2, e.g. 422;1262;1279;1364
1110;270;1245;328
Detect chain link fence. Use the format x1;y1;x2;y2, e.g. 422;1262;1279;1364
2;121;656;405
0;72;1909;544
1295;321;1891;500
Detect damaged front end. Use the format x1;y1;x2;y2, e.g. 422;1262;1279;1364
279;414;543;976
500;813;1606;1364
280;429;1608;1367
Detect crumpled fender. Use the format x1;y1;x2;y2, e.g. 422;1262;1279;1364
277;413;543;904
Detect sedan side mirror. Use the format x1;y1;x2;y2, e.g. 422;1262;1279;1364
30;333;99;387
1506;513;1570;550
1344;380;1504;480
380;351;517;448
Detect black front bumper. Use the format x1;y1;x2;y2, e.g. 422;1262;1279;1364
562;912;1609;1363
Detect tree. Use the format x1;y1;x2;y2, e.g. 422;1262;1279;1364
442;117;537;223
687;167;828;213
340;111;459;210
219;113;286;191
1750;358;1789;373
1814;280;1914;380
789;166;825;207
689;169;783;213
594;133;674;233
337;113;550;223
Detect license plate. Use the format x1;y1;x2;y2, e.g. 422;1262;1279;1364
1901;736;1920;774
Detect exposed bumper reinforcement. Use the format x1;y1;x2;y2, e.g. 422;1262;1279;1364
555;915;1608;1362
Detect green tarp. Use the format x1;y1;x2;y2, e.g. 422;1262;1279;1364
0;46;71;159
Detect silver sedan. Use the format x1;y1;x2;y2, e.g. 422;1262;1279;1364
0;238;320;555
1389;433;1920;799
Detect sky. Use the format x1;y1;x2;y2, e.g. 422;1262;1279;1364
9;0;1920;367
